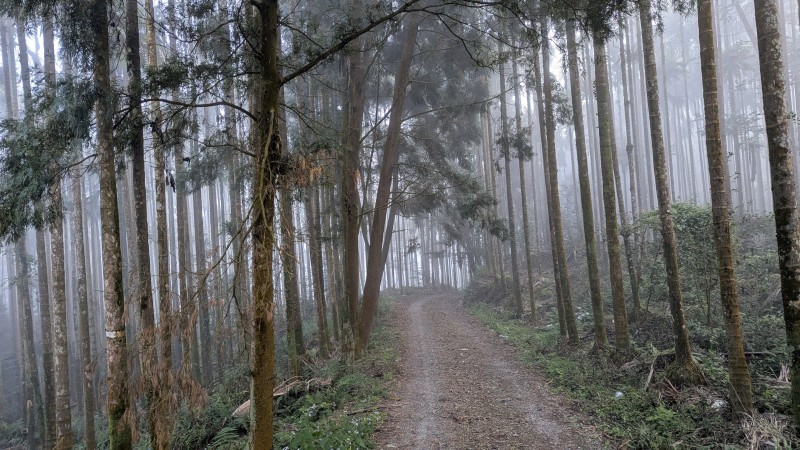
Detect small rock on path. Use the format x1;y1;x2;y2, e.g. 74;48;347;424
374;292;603;449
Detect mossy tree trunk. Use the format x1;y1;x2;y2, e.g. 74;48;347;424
540;16;579;344
696;0;754;415
498;44;524;317
638;0;704;385
752;0;800;428
592;36;631;350
567;20;607;348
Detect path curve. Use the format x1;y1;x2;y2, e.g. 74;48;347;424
374;292;602;449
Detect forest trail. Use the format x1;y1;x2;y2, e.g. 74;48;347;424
374;292;603;449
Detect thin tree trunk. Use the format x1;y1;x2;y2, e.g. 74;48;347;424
125;0;159;439
356;13;421;354
638;0;704;385
16;240;43;449
618;18;642;314
752;0;800;427
696;0;754;415
342;15;366;355
567;20;608;348
593;36;631;350
72;172;97;450
279;90;305;376
306;183;331;358
145;0;174;443
540;16;579;344
51;178;74;449
192;187;212;386
498;45;524;317
512;44;537;321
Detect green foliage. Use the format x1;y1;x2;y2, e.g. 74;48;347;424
0;74;95;243
0;419;24;449
465;267;796;448
171;366;251;450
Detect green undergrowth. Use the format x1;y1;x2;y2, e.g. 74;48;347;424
168;293;401;450
468;301;794;449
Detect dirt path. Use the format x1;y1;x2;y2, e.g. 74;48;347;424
374;292;602;449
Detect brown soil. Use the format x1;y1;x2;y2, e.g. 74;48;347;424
374;292;603;449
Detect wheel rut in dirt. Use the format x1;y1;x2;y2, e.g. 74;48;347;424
375;292;602;449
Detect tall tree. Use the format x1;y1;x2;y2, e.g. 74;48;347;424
144;0;174;444
498;45;524;317
42;14;74;448
71;172;97;450
125;0;159;437
638;0;704;385
249;0;281;445
752;0;800;428
357;12;422;354
89;0;133;445
540;16;579;344
566;19;607;348
694;0;754;414
511;42;537;321
16;240;43;449
593;36;630;350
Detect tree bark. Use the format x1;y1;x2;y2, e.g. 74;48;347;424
753;0;800;428
567;20;607;347
51;177;74;449
341;3;367;354
250;0;280;445
192;187;212;386
306;183;332;358
638;0;704;385
125;0;160;438
144;0;174;444
593;36;631;350
498;45;524;317
90;0;133;444
72;172;97;450
511;43;537;321
16;240;43;449
695;0;754;414
540;17;579;344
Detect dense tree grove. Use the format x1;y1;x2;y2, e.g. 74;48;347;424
0;0;798;447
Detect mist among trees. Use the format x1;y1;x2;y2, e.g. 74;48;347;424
0;0;798;447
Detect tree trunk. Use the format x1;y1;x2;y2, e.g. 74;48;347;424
145;0;174;444
540;17;579;344
512;44;537;321
567;20;608;348
250;0;281;445
342;9;367;354
638;0;704;385
306;183;332;358
752;0;800;428
498;44;524;317
72;172;97;450
192;187;212;386
125;0;160;438
16;240;43;449
695;0;754;414
593;36;631;350
90;0;133;444
51;179;74;449
618;19;643;314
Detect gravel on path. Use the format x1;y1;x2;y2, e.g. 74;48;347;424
374;292;603;449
